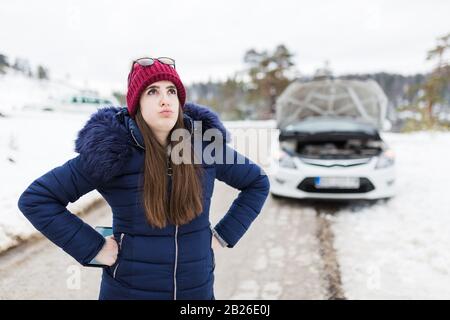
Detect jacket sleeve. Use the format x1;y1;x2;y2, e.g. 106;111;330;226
213;144;270;248
17;155;106;266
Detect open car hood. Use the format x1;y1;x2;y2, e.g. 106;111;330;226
279;116;381;142
276;79;388;130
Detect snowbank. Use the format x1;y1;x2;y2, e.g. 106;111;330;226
0;109;102;253
331;131;450;299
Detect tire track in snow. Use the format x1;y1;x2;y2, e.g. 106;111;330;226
314;202;346;300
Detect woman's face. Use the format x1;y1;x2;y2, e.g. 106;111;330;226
139;80;180;133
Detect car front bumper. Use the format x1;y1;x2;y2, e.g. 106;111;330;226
268;160;396;200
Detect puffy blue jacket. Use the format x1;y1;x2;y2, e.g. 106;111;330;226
17;102;270;300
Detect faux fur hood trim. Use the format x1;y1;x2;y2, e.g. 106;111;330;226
74;102;231;183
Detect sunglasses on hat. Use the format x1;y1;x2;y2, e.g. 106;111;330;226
127;57;176;85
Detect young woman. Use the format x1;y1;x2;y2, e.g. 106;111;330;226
17;57;270;300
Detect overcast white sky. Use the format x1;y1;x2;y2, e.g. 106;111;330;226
1;0;449;94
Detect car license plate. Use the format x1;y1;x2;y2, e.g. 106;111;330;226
314;177;360;189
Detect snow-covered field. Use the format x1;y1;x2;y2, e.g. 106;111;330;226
0;71;79;114
0;70;119;252
0;70;118;116
331;131;450;299
0;109;102;252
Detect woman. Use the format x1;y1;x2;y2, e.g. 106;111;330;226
17;57;270;300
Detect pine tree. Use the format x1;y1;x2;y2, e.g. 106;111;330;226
244;44;296;118
422;33;450;124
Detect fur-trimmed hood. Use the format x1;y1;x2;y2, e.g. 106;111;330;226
74;102;231;183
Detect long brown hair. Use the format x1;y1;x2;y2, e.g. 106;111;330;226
135;105;204;229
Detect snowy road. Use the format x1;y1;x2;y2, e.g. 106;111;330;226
0;179;332;300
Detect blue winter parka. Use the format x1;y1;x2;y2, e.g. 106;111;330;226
17;102;270;300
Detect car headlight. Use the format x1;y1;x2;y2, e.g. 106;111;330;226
274;149;297;169
375;149;395;169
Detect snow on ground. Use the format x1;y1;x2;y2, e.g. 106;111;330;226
0;70;78;114
0;70;117;116
331;131;450;299
0;109;102;252
0;69;120;252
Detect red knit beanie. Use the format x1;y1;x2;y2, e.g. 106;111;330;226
126;60;186;118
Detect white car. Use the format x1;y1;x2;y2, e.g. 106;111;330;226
269;116;396;200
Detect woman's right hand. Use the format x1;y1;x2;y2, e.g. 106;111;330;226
93;235;118;266
211;235;223;252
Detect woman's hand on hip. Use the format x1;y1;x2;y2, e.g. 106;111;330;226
211;235;222;251
93;235;118;266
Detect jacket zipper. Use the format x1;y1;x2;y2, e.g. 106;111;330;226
173;225;179;300
113;233;125;279
132;127;177;297
131;129;145;150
